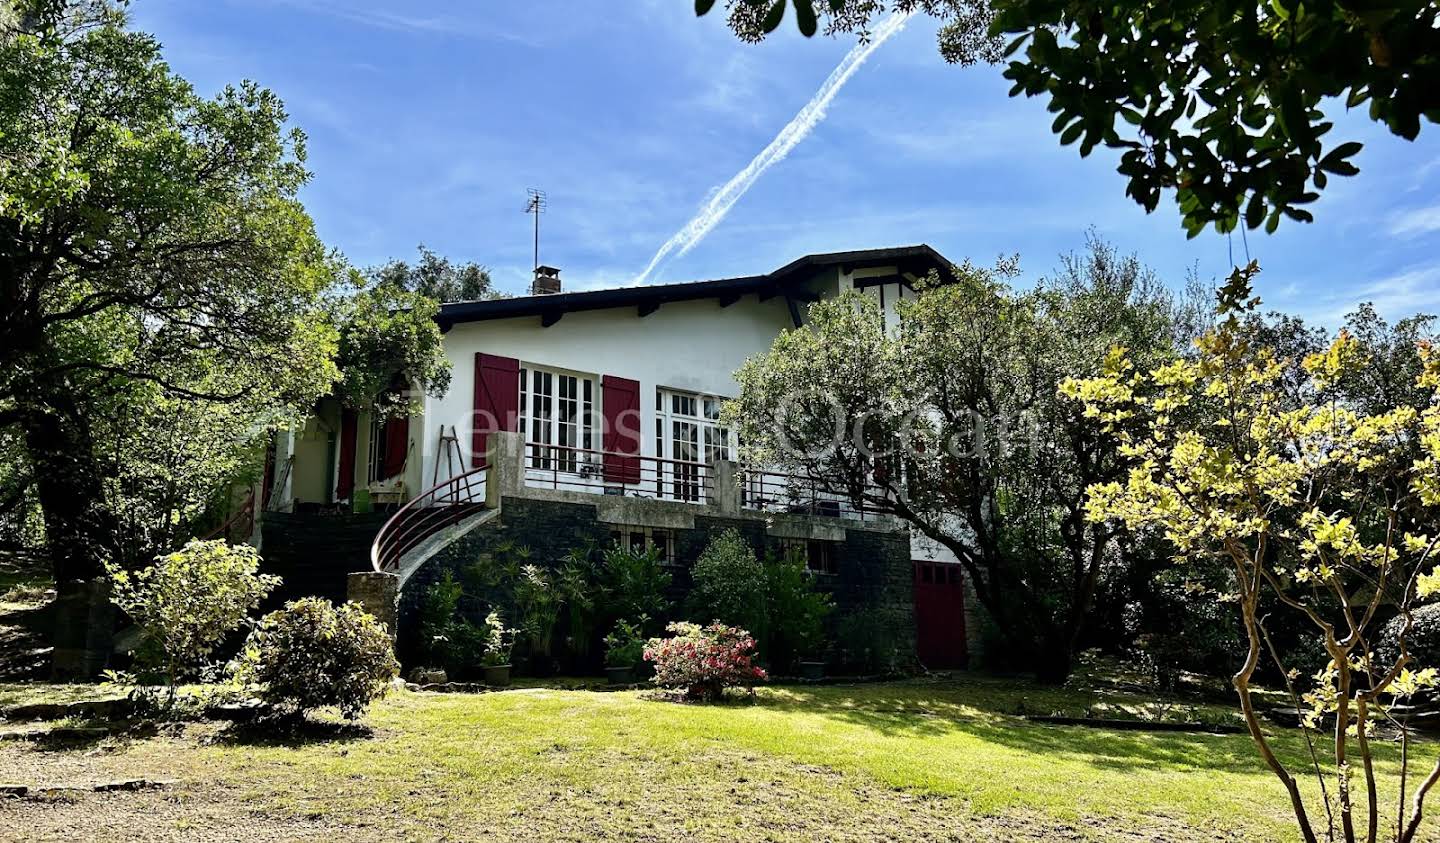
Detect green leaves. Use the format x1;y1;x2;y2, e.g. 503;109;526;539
761;0;787;33
993;0;1437;234
693;0;821;38
106;539;279;687
1318;141;1363;176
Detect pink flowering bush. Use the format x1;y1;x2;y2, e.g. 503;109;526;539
644;621;767;702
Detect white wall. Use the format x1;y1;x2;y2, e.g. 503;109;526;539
418;294;796;487
837;265;918;333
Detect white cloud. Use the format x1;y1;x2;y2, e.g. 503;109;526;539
631;11;914;285
1295;262;1440;328
1388;204;1440;238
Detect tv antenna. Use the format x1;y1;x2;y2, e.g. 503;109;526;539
524;188;547;272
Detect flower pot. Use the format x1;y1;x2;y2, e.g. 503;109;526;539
799;660;825;681
483;664;512;687
605;666;634;685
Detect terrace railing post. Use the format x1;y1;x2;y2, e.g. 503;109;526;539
488;431;525;507
709;460;740;514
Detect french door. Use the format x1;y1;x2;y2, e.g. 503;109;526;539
655;389;731;502
519;366;596;474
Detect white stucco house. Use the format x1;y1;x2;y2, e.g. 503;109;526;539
257;245;972;669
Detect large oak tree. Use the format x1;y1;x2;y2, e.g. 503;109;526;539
0;1;449;586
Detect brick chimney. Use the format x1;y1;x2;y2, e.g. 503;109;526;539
531;265;561;295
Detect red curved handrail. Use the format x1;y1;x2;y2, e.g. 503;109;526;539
370;463;488;573
199;491;256;542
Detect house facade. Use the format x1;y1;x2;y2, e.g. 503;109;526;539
256;246;975;669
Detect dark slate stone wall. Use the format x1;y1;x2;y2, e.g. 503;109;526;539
397;496;916;671
257;511;391;607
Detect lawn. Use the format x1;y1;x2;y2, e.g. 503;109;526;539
4;675;1436;842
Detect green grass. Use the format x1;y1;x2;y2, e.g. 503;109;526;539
3;675;1434;840
0;569;51;606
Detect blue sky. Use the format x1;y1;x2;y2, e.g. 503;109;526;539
132;1;1440;329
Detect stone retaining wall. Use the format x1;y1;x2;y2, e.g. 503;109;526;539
397;494;916;671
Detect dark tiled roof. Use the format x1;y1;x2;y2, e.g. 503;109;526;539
436;245;949;329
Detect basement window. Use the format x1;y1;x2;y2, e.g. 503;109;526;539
609;526;673;565
775;537;838;576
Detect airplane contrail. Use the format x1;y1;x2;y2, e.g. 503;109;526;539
632;11;913;285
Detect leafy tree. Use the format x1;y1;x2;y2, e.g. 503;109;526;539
330;270;451;416
368;245;503;304
1063;264;1440;843
726;238;1199;681
1;2;451;594
1;1;338;583
694;0;1437;235
1099;304;1436;680
106;539;279;693
93;389;277;570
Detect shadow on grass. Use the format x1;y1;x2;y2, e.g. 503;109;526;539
750;678;1323;777
27;719;166;752
212;715;376;747
0;601;54;681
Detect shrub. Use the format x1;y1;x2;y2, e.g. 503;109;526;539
479;610;516;667
688;530;766;640
106;539;280;688
556;544;600;659
1381;603;1440;670
644;621;767;701
601;543;670;633
603;617;647;669
418;570;463;667
235;597;399;720
763;549;832;670
836;607;903;674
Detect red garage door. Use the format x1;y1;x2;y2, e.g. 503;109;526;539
914;561;968;669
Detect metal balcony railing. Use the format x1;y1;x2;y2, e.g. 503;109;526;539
522;443;715;504
739;469;887;523
371;463;488;573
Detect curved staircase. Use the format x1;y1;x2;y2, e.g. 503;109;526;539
370;462;496;586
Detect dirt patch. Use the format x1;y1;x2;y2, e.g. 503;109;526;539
4;789;372;843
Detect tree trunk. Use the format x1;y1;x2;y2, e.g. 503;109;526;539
19;389;117;583
17;387;120;679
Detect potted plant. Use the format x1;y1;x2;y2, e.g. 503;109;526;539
603;618;646;685
480;610;516;687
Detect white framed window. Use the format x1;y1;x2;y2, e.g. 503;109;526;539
655;387;732;502
520;365;596;473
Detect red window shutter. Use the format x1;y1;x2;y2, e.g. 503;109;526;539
473;353;520;467
382;416;409;479
336;408;358;500
601;375;641;484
